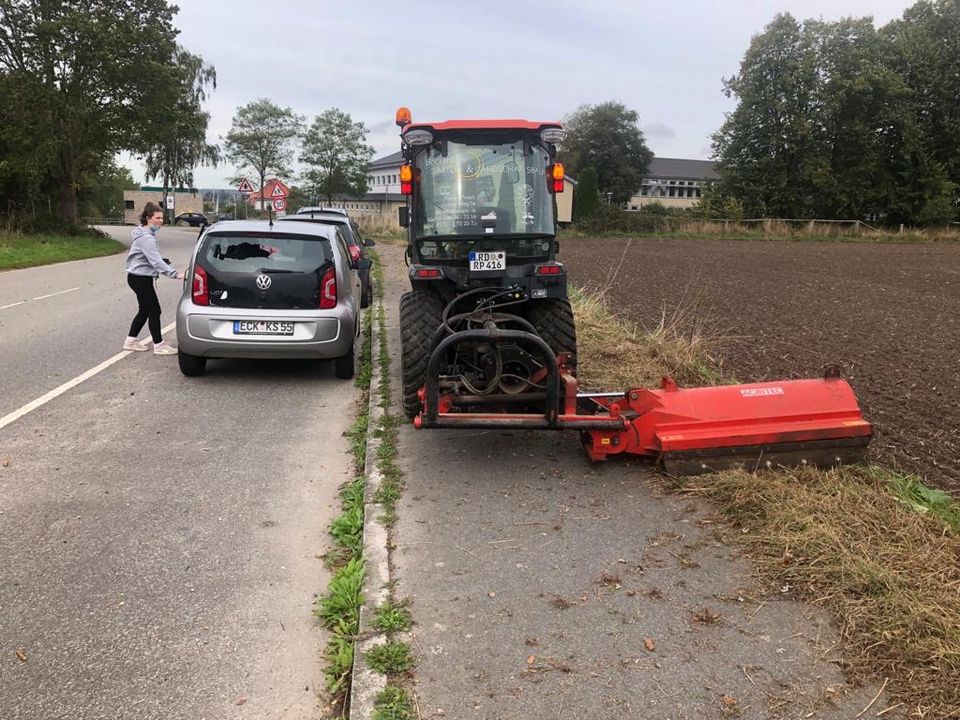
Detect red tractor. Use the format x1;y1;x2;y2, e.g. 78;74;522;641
394;108;872;474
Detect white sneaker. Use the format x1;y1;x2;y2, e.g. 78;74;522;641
153;341;177;356
123;338;149;352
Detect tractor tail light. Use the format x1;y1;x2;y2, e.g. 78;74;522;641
550;162;565;193
414;267;443;279
320;267;337;308
192;265;208;305
400;164;413;195
535;263;563;276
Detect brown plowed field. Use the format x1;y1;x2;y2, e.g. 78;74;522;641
563;237;960;492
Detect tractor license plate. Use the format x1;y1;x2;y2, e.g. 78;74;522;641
233;320;295;335
469;251;505;272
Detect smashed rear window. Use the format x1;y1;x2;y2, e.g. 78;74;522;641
201;233;333;273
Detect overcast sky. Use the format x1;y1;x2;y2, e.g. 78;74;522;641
130;0;918;189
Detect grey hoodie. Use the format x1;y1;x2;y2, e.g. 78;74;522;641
125;225;177;278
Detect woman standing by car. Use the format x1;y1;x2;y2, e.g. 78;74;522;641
123;202;183;355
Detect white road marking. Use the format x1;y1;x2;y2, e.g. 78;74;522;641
1;286;81;311
32;287;80;301
0;321;177;431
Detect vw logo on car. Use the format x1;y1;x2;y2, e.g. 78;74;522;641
256;274;272;290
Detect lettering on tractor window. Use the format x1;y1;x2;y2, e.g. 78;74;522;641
416;140;555;238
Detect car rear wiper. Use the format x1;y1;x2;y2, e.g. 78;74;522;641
260;268;297;274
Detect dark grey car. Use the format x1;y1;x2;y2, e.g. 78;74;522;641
279;209;375;308
175;220;369;379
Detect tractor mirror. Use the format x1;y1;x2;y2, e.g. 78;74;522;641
363;238;376;247
554;240;561;254
398;206;409;227
505;161;520;184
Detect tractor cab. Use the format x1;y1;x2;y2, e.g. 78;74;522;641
397;108;567;300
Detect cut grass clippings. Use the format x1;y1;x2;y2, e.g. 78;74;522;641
0;230;124;270
572;285;960;718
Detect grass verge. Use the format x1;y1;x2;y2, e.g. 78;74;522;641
0;230;125;270
559;220;960;244
315;294;374;708
364;249;417;718
573;286;960;718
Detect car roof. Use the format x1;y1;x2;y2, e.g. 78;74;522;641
296;206;348;217
204;219;339;239
278;214;349;226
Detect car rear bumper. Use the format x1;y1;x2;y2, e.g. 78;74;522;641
175;301;355;359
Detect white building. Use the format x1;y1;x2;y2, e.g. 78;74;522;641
628;158;719;210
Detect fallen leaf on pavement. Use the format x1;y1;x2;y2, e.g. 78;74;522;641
15;648;27;662
526;655;537;665
235;697;247;706
488;591;496;598
721;694;737;707
644;637;655;652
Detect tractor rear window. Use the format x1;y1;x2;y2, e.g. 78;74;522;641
416;139;555;237
201;234;332;273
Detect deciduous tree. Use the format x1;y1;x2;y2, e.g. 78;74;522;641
300;109;374;204
560;102;653;205
223;99;305;211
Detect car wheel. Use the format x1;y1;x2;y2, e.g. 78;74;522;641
360;273;372;309
178;352;206;376
334;342;355;379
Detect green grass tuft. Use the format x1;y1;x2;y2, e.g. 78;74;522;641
372;685;415;720
365;641;413;675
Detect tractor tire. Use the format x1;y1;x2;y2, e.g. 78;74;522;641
400;290;445;419
527;298;578;375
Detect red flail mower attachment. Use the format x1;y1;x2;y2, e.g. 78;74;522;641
414;334;872;475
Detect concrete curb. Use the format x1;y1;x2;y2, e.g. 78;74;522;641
349;300;391;719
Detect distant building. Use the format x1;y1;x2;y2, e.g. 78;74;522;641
123;187;202;225
628;158;719;210
365;151;576;224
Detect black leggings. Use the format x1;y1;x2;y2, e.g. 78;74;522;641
127;274;163;343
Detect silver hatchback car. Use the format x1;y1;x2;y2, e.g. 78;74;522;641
175;220;369;378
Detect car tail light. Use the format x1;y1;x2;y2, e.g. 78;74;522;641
535;263;563;275
320;267;337;308
349;245;361;262
192;265;209;305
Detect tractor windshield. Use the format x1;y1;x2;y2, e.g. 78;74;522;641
414;137;555;246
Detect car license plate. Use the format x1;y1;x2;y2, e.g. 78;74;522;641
469;251;505;272
233;320;295;336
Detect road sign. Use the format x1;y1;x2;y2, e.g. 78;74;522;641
270;183;288;199
272;198;287;211
237;178;254;194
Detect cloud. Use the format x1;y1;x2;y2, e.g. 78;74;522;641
642;123;676;139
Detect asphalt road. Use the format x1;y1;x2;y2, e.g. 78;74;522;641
1;226;358;719
374;245;905;720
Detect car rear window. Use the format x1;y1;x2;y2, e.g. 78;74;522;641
201;233;333;273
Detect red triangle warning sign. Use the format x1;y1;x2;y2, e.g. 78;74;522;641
270;182;288;198
237;178;254;193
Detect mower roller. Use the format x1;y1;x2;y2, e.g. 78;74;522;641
394;108;872;474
